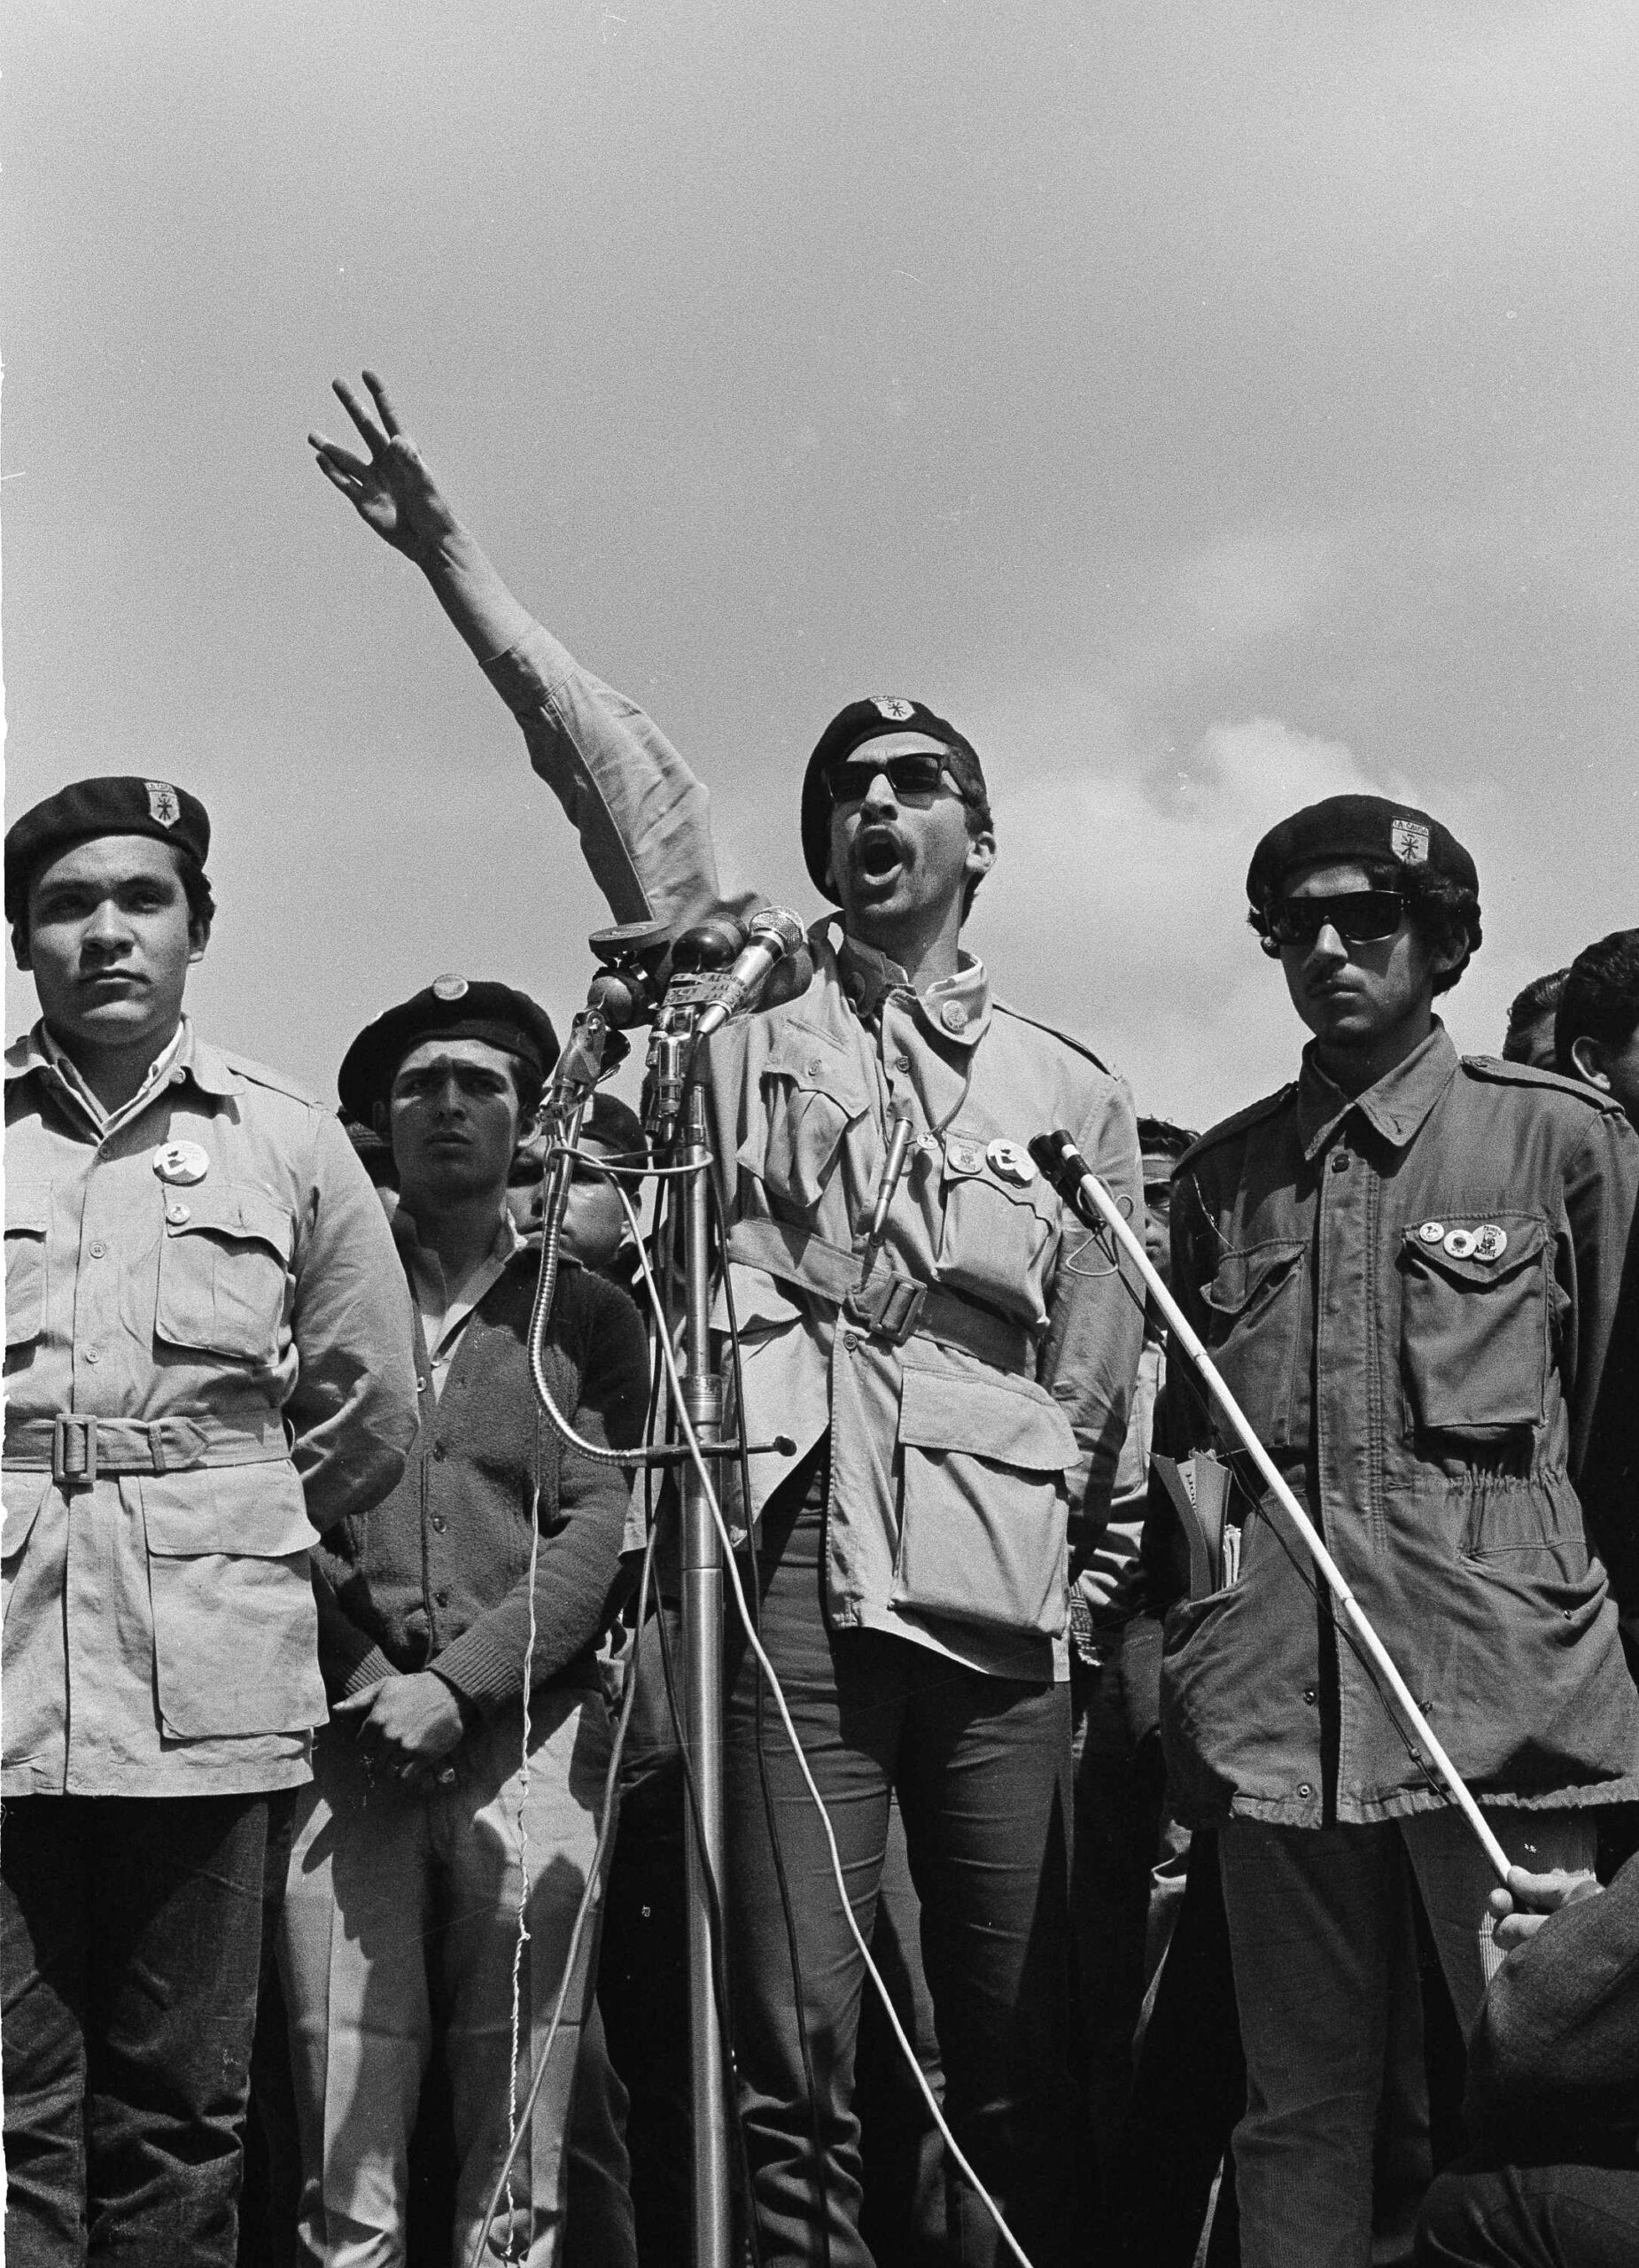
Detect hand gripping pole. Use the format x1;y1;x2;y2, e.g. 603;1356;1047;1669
1029;1130;1511;1884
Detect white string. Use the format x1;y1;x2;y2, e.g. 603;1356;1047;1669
608;1180;1037;2268
501;1471;543;2260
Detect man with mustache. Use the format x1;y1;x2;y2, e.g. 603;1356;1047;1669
309;371;1144;2268
1;776;420;2266
1156;796;1639;2268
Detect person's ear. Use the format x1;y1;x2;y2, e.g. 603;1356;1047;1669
1570;1035;1612;1092
371;1099;391;1138
1259;934;1282;960
963;824;996;894
12;923;31;972
187;914;212;963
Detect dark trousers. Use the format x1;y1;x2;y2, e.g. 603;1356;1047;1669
1416;2153;1639;2267
723;1480;1078;2268
1069;1612;1168;2240
2;1790;275;2268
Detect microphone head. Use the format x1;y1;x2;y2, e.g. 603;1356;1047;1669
746;905;807;959
1029;1130;1084;1192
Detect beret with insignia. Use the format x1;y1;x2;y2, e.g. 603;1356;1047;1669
1246;793;1479;913
800;697;988;903
338;978;561;1122
5;775;211;922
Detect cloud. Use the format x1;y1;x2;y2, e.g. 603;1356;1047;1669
975;710;1426;1125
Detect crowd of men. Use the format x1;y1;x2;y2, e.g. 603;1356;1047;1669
4;366;1639;2268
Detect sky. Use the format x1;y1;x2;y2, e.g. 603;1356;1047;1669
4;0;1637;1130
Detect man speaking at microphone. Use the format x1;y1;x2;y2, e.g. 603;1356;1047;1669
308;371;1144;2268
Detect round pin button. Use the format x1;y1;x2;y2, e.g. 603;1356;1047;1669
1472;1223;1509;1262
940;1002;969;1034
152;1140;210;1185
166;1201;191;1225
1418;1221;1446;1244
987;1138;1037;1186
431;974;470;1001
1443;1228;1477;1258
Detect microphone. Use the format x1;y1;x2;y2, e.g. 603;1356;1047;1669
691;908;809;1038
1029;1129;1096;1208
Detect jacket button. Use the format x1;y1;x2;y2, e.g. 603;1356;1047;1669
1302;1687;1317;1705
431;1515;447;1533
83;1347;101;1363
89;1240;106;1259
893;1054;911;1074
1297;1783;1313;1798
435;1588;449;1606
843;1332;859;1354
1330;1153;1349;1174
432;1442;447;1461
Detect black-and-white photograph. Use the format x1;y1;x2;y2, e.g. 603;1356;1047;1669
4;7;1639;2267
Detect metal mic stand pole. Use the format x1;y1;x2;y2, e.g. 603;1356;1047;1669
676;1063;734;2268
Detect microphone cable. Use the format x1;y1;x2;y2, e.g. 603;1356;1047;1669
609;1175;1042;2268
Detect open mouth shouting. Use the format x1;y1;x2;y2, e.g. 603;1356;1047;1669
851;825;908;892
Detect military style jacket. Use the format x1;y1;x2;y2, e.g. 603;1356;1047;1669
479;617;1144;1682
1159;1022;1639;1827
3;1021;419;1797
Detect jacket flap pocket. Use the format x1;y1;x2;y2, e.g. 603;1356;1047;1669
760;1021;871;1118
897;1359;1077;1472
142;1467;315;1557
1;1478;49;1559
4;1182;51;1235
1201;1240;1305;1321
164;1180;294;1257
1399;1216;1546;1289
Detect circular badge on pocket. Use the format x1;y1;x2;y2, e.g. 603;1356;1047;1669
1471;1223;1509;1262
152;1140;210;1185
1442;1228;1477;1258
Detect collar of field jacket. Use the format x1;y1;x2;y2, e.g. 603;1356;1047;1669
1297;1019;1460;1162
835;931;992;1049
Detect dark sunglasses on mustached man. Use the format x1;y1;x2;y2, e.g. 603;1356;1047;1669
823;750;960;806
1268;889;1409;948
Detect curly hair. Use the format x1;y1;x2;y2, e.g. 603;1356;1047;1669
1248;857;1482;994
1556;929;1639;1073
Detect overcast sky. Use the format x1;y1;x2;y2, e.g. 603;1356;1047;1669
4;0;1636;1130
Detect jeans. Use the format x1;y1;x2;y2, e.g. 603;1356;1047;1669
1416;2153;1639;2267
279;1686;634;2268
723;1472;1078;2268
1218;1809;1597;2268
1;1790;275;2268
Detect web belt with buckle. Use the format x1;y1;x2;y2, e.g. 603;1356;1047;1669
726;1216;1033;1374
4;1414;289;1489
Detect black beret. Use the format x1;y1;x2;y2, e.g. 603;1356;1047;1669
338;975;560;1122
1246;795;1479;913
800;697;987;904
5;775;210;921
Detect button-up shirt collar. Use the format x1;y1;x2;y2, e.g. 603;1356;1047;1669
15;1015;230;1142
1295;1019;1461;1163
835;931;992;1049
392;1202;521;1399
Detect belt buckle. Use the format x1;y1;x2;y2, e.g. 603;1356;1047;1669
51;1415;98;1488
843;1274;927;1347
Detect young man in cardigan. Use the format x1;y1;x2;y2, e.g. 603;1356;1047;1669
277;978;650;2268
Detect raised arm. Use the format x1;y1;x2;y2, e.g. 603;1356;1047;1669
310;370;757;938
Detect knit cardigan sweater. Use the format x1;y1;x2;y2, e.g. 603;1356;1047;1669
315;1249;649;1710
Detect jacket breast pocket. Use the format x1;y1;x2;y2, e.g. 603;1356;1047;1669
141;1464;325;1737
889;1358;1078;1639
4;1184;50;1353
1399;1217;1549;1438
936;1155;1054;1310
741;1026;870;1212
1199;1239;1306;1447
155;1181;294;1363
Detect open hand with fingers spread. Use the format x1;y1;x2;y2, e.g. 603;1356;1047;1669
309;370;462;567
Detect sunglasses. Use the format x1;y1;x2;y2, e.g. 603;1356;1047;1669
824;751;955;805
1268;890;1407;948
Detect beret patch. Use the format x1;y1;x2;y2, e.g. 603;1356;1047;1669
5;775;211;921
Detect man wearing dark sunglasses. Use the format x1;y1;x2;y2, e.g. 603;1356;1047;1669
309;370;1144;2268
1153;793;1639;2268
